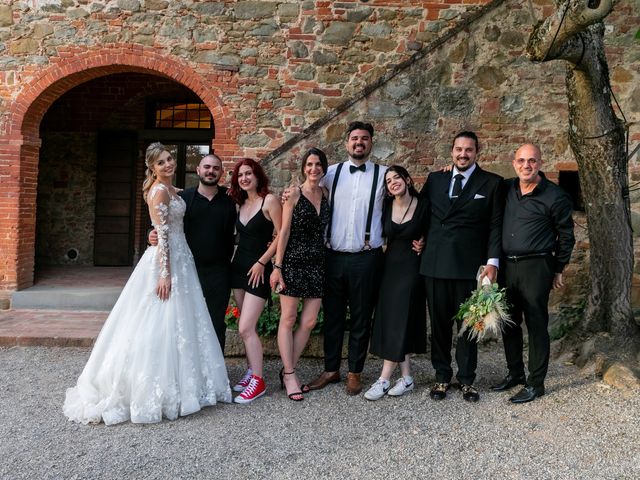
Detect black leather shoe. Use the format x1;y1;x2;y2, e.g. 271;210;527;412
461;384;480;402
509;385;545;404
429;382;449;400
491;374;526;392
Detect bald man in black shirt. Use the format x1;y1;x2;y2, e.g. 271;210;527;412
492;144;575;403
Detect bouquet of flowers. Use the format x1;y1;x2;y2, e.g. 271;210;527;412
454;268;512;342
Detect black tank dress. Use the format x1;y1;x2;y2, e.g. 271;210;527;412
280;190;330;298
231;198;274;300
369;197;428;362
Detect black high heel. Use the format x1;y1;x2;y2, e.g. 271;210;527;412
279;367;284;389
283;370;304;402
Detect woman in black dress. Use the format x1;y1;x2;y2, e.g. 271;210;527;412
270;148;330;401
364;165;429;401
229;158;282;404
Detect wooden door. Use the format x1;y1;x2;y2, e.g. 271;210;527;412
93;132;137;266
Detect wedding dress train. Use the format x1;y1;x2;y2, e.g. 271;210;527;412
63;184;231;425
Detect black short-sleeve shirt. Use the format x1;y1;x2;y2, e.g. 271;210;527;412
179;186;237;268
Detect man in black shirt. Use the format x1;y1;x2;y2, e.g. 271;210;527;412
179;154;237;352
492;143;575;403
151;154;236;351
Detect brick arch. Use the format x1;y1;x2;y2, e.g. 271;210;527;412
0;45;236;292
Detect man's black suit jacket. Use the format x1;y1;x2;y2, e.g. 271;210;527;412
419;166;503;280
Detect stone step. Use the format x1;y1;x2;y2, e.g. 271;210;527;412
0;308;328;357
11;286;121;311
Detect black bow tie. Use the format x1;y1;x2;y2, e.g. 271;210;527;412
349;164;366;174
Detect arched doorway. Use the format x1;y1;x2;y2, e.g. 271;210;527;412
0;46;236;293
36;72;215;269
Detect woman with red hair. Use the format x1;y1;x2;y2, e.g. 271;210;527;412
228;158;282;404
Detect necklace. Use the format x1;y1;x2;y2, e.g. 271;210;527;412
397;196;414;224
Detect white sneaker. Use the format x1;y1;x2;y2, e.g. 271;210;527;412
233;368;253;392
388;376;415;397
364;378;390;401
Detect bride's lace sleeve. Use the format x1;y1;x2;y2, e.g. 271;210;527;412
148;184;171;279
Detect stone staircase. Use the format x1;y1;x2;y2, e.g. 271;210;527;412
10;285;122;311
8;265;131;311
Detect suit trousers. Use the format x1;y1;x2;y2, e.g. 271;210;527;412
196;264;231;352
501;256;554;388
425;277;478;385
323;248;384;373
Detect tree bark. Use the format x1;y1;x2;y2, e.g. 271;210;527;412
526;1;639;366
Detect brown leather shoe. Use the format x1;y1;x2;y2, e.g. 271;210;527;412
346;372;362;396
306;371;340;391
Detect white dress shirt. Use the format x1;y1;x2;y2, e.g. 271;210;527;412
449;163;499;269
321;159;387;252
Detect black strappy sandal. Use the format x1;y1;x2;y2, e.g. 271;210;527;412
283;370;304;402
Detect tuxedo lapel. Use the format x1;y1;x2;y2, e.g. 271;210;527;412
441;171;453;198
446;166;489;216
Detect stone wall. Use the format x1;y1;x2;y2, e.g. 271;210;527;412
0;0;497;160
35;133;97;266
261;0;640;308
0;0;638;294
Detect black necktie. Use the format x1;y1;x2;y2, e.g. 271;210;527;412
349;164;366;174
451;173;464;199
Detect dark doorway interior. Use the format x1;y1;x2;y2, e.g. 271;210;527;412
36;72;214;269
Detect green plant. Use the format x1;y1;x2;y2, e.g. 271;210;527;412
225;292;325;337
549;300;586;341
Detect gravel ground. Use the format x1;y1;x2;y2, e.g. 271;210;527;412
1;344;638;480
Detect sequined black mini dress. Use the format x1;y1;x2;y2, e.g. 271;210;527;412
280;191;330;298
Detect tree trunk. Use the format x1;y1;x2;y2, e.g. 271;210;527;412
526;1;640;376
564;27;636;348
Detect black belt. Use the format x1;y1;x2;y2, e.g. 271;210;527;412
505;252;551;262
326;247;382;256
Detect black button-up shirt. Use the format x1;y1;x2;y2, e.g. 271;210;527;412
502;172;575;273
179;186;236;268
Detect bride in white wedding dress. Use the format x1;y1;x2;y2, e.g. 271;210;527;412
63;143;231;425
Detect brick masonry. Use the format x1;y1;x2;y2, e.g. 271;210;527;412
0;0;638;309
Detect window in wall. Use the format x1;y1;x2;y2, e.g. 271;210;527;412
558;171;584;212
163;143;211;189
154;102;212;130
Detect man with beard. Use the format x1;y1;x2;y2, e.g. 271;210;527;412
150;153;236;351
306;121;387;396
420;131;503;402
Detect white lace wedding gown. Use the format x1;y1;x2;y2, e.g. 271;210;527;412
63;184;232;425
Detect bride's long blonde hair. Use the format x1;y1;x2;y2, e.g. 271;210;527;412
142;142;169;203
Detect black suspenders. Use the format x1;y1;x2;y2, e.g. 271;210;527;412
363;163;380;250
325;162;380;251
325;163;344;248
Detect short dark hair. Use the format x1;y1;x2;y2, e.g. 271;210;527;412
200;153;222;165
452;131;479;151
346;121;374;138
300;147;328;177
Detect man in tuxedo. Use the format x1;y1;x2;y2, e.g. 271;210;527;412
420;131;503;402
306;121;387;396
150;154;236;351
491;143;574;403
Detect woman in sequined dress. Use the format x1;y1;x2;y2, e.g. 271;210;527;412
270;148;330;401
